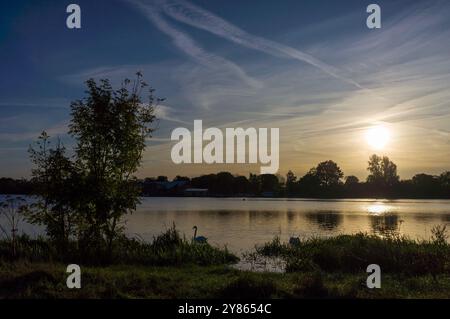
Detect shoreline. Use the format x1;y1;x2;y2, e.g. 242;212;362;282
2;194;450;200
1;230;449;299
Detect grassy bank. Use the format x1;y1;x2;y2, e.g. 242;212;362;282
0;225;238;266
252;227;450;277
1;226;449;298
1;262;450;298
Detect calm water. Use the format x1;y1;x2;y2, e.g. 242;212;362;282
126;197;450;253
3;196;450;254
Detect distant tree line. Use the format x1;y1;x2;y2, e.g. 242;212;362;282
175;155;449;198
2;155;449;199
0;178;33;195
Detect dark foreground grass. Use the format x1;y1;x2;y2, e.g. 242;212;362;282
254;230;450;277
0;262;449;298
0;225;238;266
1;229;449;298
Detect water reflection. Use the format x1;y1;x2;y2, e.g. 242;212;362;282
370;214;402;236
4;196;450;253
286;210;296;223
365;202;404;236
216;210;232;217
413;213;435;222
367;202;392;214
305;211;343;230
249;210;279;221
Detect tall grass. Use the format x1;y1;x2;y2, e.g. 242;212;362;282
114;224;238;266
0;224;238;266
0;235;56;262
255;229;450;276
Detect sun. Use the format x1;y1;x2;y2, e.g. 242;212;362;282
366;125;390;150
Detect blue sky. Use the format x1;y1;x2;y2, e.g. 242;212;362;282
1;0;450;179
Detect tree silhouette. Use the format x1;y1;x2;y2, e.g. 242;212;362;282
69;74;158;253
345;175;359;186
233;175;250;194
260;174;280;193
27;73;159;257
367;154;399;187
286;170;297;196
314;160;344;188
212;172;235;195
249;173;261;195
439;171;450;188
27;133;77;251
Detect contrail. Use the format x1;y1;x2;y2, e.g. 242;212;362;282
156;0;364;89
127;0;261;89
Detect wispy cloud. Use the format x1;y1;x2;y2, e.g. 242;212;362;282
126;0;261;90
153;104;190;125
154;0;364;89
4;0;449;179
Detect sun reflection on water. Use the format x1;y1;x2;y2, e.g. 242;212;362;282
367;202;391;215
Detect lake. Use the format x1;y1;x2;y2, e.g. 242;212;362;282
128;197;450;253
3;196;450;254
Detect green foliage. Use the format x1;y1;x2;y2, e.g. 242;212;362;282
27;134;77;250
114;225;238;266
291;271;329;298
219;274;277;298
0;196;27;257
1;229;450;299
27;73;159;256
431;225;448;246
0;225;238;267
2;262;450;298
69;74;158;251
255;229;450;276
